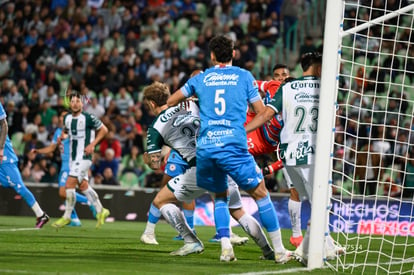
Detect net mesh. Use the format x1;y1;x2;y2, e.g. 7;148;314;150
328;1;414;274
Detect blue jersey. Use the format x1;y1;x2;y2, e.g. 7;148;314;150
181;66;261;150
52;128;70;171
0;103;19;164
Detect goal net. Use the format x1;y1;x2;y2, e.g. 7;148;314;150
316;1;414;274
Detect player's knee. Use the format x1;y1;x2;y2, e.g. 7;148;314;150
247;181;268;201
230;207;245;220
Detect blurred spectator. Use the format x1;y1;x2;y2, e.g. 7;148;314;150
39;100;57;127
0;53;11;80
146;57;165;82
115;86;134;115
298;36;317;60
230;17;245;41
120;145;151;177
99;130;122;161
101;167;120;186
9;104;30;136
105;64;124;93
55;47;73;75
91;16;110;43
4;85;24;107
13;60;34;89
281;0;304;50
257;17;279;48
97;148;120;180
85;96;105;119
98;87;113;109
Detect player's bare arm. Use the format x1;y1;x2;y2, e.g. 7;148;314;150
245;106;276;133
84;124;108;155
143;152;162;170
166;89;186;107
0;118;7;161
31;142;58;155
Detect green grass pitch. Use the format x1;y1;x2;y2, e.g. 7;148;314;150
0;216;412;274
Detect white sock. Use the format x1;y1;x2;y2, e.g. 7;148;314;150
268;229;285;253
82;186;103;213
64;189;76;219
221;237;232;250
288;199;302;237
238;214;273;256
31;202;43;218
160;203;198;243
144;222;156;235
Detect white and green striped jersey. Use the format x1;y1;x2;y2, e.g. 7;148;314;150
267;76;320;166
63;111;103;161
146;101;200;166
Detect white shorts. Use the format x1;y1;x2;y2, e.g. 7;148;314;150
167;166;243;209
69;159;92;183
285;165;314;203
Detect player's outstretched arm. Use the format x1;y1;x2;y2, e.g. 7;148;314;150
31;143;58;155
245;106;276;133
167;89;186;107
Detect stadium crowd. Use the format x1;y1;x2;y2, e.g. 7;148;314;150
0;0;313;189
0;0;412;198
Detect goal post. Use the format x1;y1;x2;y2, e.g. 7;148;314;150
308;0;343;269
311;1;414;273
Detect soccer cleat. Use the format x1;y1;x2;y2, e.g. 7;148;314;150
293;244;308;265
275;250;293;264
209;233;220;243
172;234;184;241
35;213;50;228
230;233;249;246
68;218;82;227
96;208;110;228
326;244;346;260
259;251;275;260
289;235;303;248
140;233;159;245
170;242;204;256
220;247;237;262
52;217;71;228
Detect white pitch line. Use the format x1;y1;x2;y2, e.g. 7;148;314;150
0;227;39;232
222;266;318;275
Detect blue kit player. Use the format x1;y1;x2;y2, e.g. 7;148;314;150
31;110;96;226
167;35;292;263
0;101;49;228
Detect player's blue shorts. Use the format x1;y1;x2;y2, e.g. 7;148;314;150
0;162;25;189
196;147;263;193
164;149;190;178
58;169;69;187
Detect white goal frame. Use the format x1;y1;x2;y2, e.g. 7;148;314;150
309;0;414;270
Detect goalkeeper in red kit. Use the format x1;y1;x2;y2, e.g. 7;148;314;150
246;64;304;248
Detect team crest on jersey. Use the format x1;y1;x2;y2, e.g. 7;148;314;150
169;164;176;171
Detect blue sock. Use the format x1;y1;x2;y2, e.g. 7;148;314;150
257;193;280;232
14;184;36;207
183;209;194;229
75;192;88;204
214;197;230;238
70;208;80;220
148;203;161;224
